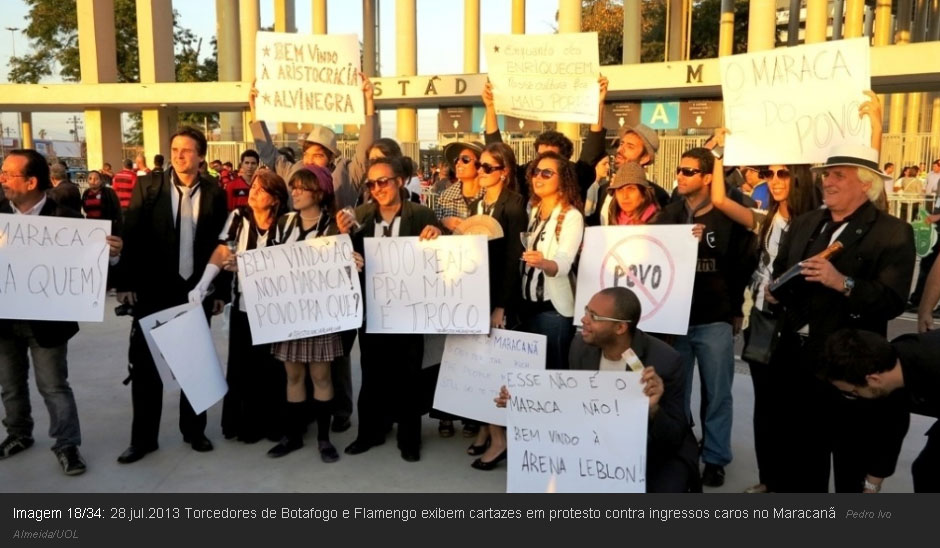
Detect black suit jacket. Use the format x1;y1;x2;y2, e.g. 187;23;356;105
0;197;81;347
469;190;527;318
116;169;229;317
771;201;915;356
569;331;700;492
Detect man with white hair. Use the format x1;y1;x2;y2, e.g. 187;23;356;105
766;143;915;493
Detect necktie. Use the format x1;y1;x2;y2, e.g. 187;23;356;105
179;186;195;279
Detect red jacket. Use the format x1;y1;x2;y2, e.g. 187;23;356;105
226;175;250;211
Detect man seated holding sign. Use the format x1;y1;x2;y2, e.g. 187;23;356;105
497;287;700;493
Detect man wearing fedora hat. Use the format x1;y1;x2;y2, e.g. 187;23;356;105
767;143;915;493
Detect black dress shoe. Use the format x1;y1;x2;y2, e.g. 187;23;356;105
267;438;303;458
117;445;157;464
471;450;507;471
184;435;214;453
344;438;381;455
331;417;352;433
400;448;420;462
467;439;490;456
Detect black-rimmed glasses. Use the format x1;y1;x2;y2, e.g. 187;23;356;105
478;162;504;175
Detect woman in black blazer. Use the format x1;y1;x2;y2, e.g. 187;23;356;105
337;155;442;463
464;142;528;471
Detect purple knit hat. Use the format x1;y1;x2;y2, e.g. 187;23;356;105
303;164;334;197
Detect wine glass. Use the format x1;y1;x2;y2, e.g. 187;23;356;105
519;231;532;261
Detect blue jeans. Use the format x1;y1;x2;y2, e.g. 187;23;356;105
0;322;81;451
673;321;734;467
521;307;575;370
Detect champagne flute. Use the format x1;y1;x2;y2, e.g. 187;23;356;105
519;231;532;261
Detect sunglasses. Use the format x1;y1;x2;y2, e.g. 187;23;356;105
765;169;791;179
531;168;556;180
364;176;397;191
676;167;703;177
458;155;480;168
478;162;504;175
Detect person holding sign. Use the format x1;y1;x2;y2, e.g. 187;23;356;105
188;169;290;445
249;74;375;211
708;129;819;494
264;166;363;462
496;287;699;491
520;152;585;371
114;127;230;464
767;144;914;493
482;79;608;204
463;142;528;470
0;149;119;475
654;147;757;488
337;156;442;462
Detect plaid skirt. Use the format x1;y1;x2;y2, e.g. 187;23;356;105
271;332;343;363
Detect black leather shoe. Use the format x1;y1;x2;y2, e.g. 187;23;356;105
117;445;157;464
701;464;725;487
267;438;303;458
184;435;214;453
331;417;352;433
318;440;340;463
467;439;490;456
400;448;420;462
471;450;507;471
344;438;382;455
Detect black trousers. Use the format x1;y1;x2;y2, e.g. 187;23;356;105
355;330;424;452
913;421;940;492
746;358;773;486
128;313;208;449
767;333;910;492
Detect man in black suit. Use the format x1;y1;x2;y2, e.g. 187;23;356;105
768;143;915;493
820;329;940;492
497;287;700;492
0;149;121;475
114;127;229;464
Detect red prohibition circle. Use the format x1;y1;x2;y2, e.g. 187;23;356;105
599;235;676;321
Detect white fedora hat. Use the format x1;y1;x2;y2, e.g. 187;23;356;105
811;143;891;181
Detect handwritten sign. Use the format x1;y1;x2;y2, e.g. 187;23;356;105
237;235;362;345
434;329;546;426
255;31;364;126
150;305;228;415
720;37;871;165
506;370;648;493
574;226;698;335
484;32;600;124
0;215;111;322
363;235;489;334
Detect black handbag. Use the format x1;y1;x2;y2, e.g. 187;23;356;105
741;307;780;365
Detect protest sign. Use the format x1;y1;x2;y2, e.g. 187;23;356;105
483;32;600;124
150;305;227;415
720;37;871;165
434;329;546;426
138;303;194;390
237;235;362;345
0;215;111;322
506;370;648;493
363;235;489;334
255;31;364;126
574;225;698;335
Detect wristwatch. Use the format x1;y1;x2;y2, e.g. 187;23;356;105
842;276;855;296
710;146;724;160
863;479;881;493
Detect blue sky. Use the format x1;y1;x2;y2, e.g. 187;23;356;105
1;0;561;143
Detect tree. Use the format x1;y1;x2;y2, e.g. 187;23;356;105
582;0;753;64
8;0;219;144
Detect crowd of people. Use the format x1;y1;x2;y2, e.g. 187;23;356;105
1;74;938;494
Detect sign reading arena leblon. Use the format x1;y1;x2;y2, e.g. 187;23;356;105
0;215;111;322
254;31;364;126
363;236;489;334
484;32;600;124
720;37;872;165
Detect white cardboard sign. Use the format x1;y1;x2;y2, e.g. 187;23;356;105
720;37;872;165
237;235;362;345
574;225;698;335
255;31;364;126
434;329;546;426
506;370;648;493
363;236;489;334
0;215;111;322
